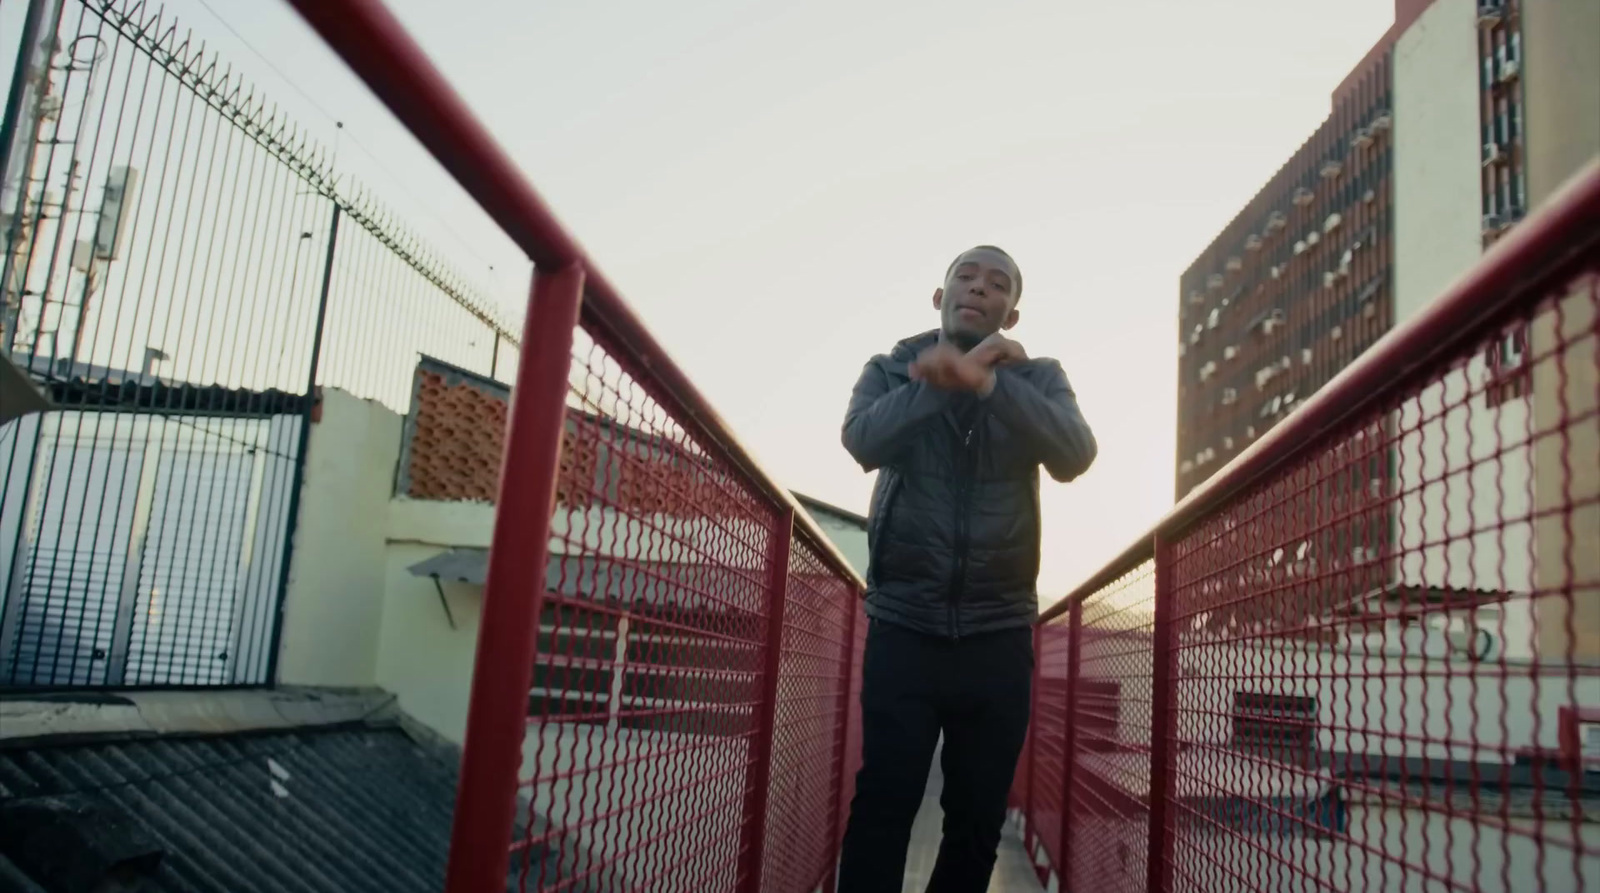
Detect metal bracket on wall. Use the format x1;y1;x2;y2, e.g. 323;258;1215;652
431;575;457;631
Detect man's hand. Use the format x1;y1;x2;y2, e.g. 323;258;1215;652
909;343;991;392
970;333;1028;368
910;334;1027;394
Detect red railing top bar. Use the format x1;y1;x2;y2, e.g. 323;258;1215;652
1045;158;1600;621
284;0;864;591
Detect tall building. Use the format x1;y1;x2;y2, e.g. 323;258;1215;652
1175;0;1599;661
1173;7;1413;500
1173;0;1578;500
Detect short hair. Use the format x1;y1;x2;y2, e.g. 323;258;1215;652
945;245;1022;300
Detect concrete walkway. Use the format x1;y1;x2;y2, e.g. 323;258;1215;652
901;741;1042;892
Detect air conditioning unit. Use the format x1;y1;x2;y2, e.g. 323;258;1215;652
1223;436;1234;450
1294;240;1307;256
1221;388;1238;405
1188;290;1206;305
1292;187;1315;207
1363;188;1377;204
1370;112;1392;132
1323;212;1342;233
1266;211;1288;231
1180;460;1195;474
1351;127;1373;148
1320;160;1344;179
1178;342;1187;358
1331;325;1344;341
1477;0;1505;28
1483;213;1507;233
1226;256;1242;272
1223;345;1239;361
1199;360;1217;382
1483;142;1505;166
1302;348;1314;365
1208;273;1225;290
1270;265;1282;279
1306;231;1320;246
1324;270;1338;288
1499;59;1520;82
1207;308;1220;330
1245;425;1256;439
1245;234;1263;252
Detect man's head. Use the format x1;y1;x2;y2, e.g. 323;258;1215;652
934;245;1022;350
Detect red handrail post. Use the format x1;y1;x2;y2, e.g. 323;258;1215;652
822;593;860;893
737;506;794;893
444;263;585;893
1057;599;1084;890
1145;534;1178;893
1024;623;1043;861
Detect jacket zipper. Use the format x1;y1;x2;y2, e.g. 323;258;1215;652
948;420;979;640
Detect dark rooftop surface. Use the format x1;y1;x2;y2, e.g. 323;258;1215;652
0;724;530;893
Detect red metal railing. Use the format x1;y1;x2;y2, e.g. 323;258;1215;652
281;3;865;892
284;3;1600;891
1013;160;1600;893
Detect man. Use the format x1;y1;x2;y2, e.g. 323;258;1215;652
837;245;1097;892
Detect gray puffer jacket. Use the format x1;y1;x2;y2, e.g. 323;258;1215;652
842;331;1097;639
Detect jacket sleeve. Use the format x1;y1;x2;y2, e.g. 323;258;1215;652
983;360;1098;482
841;357;951;471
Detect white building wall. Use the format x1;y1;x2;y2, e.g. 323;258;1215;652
1173;639;1599;762
275;389;401;687
1084;635;1596;764
1393;0;1485;324
373;502;494;744
1523;3;1600;665
1392;0;1535;659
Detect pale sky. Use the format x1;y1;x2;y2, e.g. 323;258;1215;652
2;0;1395;599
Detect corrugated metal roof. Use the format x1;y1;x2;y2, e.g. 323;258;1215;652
0;725;563;893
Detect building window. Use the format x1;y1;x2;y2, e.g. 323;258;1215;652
1486;325;1529;406
1232;692;1317;752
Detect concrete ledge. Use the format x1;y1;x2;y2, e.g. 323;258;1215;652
0;687;399;747
386;498;495;548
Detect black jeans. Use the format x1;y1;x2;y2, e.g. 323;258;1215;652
837;617;1033;893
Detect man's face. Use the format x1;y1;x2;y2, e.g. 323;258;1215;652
935;248;1021;350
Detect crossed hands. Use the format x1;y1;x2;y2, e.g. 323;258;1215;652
909;333;1028;394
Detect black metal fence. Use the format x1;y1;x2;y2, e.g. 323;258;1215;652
0;0;521;687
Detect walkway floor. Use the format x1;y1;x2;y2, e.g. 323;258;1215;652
901;741;1042;892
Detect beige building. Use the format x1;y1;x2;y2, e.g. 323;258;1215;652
1390;0;1599;663
1523;0;1600;664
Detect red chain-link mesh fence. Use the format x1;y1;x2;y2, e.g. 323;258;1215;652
1014;164;1600;893
279;4;866;892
